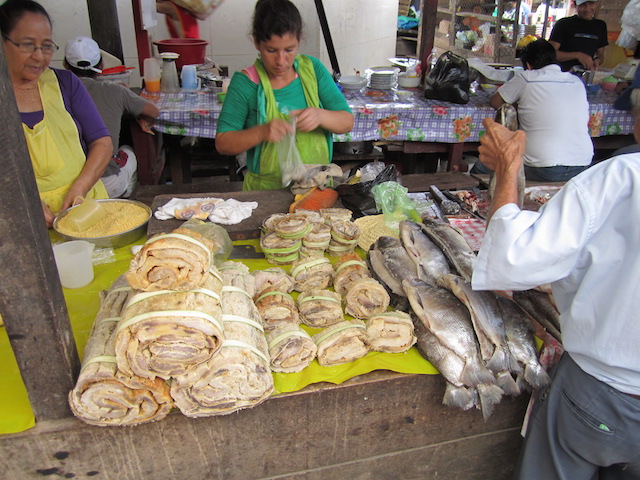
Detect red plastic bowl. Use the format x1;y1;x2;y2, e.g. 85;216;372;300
153;38;208;70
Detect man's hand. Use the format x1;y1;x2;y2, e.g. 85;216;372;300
479;118;526;220
479;118;526;172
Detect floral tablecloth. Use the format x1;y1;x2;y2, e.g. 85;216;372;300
144;87;634;143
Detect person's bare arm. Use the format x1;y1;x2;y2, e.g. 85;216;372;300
61;136;112;211
549;40;596;70
489;92;506;110
140;101;160;119
478;118;526;220
290;108;354;134
215;120;293;156
593;46;605;69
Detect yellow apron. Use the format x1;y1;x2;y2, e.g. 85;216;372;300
243;56;329;191
22;68;107;214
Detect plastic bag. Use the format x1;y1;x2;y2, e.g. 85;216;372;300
371;181;421;232
336;164;397;218
619;0;640;49
424;51;470;104
277;117;307;188
179;218;233;265
169;0;224;20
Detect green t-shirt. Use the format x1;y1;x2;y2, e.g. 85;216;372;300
216;55;350;171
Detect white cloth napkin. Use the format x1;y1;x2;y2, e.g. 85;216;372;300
208;198;258;225
154;197;258;225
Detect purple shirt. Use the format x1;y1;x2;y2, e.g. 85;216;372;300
20;68;109;152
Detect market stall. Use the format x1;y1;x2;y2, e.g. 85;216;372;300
1;171;543;479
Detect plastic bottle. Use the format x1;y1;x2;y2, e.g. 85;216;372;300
426;48;438;74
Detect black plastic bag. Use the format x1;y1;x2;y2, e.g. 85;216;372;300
336;164;397;218
424;51;470;104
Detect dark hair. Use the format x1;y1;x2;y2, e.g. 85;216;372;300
520;39;557;69
251;0;303;44
64;58;103;78
0;0;52;35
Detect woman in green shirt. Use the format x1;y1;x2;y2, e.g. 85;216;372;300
215;0;354;191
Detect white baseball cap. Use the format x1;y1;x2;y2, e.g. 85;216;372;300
64;36;102;73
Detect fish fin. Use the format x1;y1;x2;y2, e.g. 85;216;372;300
461;357;496;388
442;382;475;411
477;383;504;421
486;345;511;373
495;370;521;397
524;362;552;390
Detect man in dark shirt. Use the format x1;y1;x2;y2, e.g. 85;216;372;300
549;0;608;71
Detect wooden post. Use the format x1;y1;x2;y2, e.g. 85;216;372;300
87;0;124;63
0;42;80;420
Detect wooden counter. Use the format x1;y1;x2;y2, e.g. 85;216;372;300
1;371;528;479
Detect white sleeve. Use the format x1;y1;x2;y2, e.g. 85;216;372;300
471;183;591;291
495;73;526;105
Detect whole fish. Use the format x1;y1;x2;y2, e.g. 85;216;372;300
367;236;418;298
421;218;476;282
437;274;520;396
512;289;562;343
399;220;450;285
412;314;504;420
403;278;495;388
496;295;551;391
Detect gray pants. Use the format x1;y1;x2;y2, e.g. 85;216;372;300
514;353;640;480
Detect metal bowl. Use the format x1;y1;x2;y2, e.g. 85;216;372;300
53;199;152;249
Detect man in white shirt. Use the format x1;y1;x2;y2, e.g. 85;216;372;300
471;71;640;478
471;39;593;182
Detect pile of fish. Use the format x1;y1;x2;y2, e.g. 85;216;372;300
367;219;553;420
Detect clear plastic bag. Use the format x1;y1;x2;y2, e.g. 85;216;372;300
277;117;307;188
371;181;422;232
179;218;233;265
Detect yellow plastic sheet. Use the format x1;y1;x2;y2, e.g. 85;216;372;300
1;237;438;435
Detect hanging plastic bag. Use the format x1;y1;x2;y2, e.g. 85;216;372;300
371;181;422;232
336;164;397;218
424;51;470;104
277;117;307;188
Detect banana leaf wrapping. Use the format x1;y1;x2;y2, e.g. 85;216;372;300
267;324;317;373
115;269;224;380
365;311;417;353
313;320;370;367
126;228;215;291
170;261;273;417
69;276;173;426
253;268;299;333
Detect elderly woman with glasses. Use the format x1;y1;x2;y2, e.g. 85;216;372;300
1;0;112;227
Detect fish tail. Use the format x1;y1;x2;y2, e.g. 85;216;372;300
515;373;530;393
461;357;496;387
524;362;552;390
477;383;504;421
442;382;475;411
486;345;510;373
496;370;521;397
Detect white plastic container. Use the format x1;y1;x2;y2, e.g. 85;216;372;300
52;241;95;289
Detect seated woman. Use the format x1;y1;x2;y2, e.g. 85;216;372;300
1;0;112;227
215;0;354;191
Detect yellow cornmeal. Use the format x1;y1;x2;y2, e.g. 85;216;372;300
57;201;149;238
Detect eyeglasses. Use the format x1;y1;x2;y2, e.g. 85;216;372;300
2;34;59;55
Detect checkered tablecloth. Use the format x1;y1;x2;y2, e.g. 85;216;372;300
146;87;634;143
448;217;487;252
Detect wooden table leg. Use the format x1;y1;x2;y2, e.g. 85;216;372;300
447;143;464;172
165;134;192;184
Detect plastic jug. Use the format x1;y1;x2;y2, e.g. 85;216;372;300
63;197;106;232
52;241;95;289
180;64;201;91
160;52;180;93
143;57;161;93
